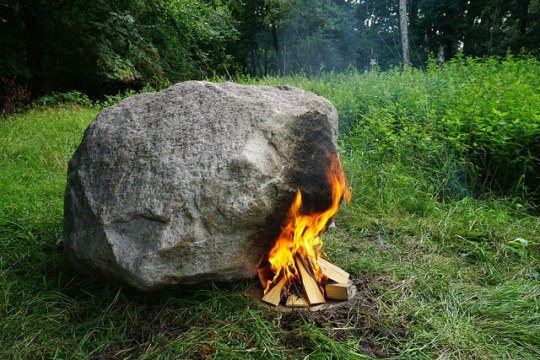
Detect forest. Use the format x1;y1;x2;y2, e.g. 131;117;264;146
1;1;539;359
1;0;540;108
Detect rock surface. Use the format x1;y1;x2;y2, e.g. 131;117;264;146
64;81;338;291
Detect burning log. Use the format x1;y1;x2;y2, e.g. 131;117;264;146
257;266;273;292
257;255;354;306
295;254;325;305
261;276;287;306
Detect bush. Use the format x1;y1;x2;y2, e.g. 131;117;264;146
33;91;93;108
245;55;540;205
94;85;157;109
0;77;31;115
436;56;540;201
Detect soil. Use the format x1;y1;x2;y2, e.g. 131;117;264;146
248;274;408;358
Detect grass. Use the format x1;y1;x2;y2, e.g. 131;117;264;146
1;59;540;359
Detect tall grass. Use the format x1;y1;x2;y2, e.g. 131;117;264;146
1;57;539;358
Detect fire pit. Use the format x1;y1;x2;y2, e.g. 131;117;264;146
255;151;354;308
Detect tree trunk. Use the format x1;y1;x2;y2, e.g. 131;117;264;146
438;46;445;65
444;39;453;62
399;0;410;68
22;0;43;96
369;48;377;71
517;0;531;35
462;0;479;56
270;24;283;75
264;48;268;77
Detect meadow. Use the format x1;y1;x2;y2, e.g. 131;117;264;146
1;57;539;359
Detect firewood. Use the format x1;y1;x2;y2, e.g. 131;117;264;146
261;276;287;306
295;254;326;305
257;266;273;290
286;294;309;308
317;258;349;284
325;283;356;301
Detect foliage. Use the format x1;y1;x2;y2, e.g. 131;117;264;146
0;0;238;103
436;55;540;200
0;76;31;114
3;0;540;112
267;0;360;75
245;55;540;203
34;91;93;108
136;0;240;82
239;0;540;74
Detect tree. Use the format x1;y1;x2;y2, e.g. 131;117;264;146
232;0;361;76
277;0;360;75
399;0;410;67
354;0;403;69
0;0;241;103
3;0;540;110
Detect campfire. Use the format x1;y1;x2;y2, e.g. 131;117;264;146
257;151;353;308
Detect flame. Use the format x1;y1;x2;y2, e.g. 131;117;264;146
264;151;351;294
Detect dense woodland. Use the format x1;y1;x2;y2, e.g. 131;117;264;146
1;0;540;108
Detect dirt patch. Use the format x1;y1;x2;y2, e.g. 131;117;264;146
251;274;407;358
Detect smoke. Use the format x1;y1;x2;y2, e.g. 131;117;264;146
249;0;413;76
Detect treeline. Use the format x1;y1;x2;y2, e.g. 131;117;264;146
1;0;539;111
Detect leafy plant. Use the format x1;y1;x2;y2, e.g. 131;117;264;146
33;91;92;108
245;55;540;204
0;76;31;115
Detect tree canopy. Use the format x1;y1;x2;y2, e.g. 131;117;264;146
1;0;539;109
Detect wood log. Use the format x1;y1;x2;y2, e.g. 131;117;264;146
325;283;356;301
261;276;287;306
286;295;309;308
295;254;325;305
317;258;349;284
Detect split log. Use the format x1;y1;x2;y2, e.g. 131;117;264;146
286;295;309;308
325;283;356;301
295;254;325;305
261;276;287;306
317;258;349;284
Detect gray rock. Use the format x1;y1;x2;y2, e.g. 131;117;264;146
64;81;338;291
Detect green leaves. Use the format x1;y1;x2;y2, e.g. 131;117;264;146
0;0;241;101
350;56;540;202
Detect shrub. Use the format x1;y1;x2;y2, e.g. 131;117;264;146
34;91;93;108
0;77;31;115
245;55;540;205
94;85;157;109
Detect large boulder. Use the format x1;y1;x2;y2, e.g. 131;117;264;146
64;81;338;291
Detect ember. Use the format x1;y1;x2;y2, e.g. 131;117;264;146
258;151;353;307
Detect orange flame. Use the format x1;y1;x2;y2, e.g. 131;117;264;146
264;151;351;294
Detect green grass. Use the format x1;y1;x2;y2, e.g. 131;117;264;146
1;58;540;359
